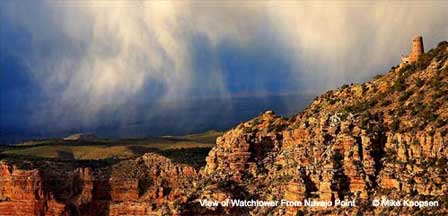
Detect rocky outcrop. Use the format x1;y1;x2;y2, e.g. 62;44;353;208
0;152;199;216
378;132;448;196
194;41;448;215
63;133;96;141
284;180;306;216
203;111;288;183
0;162;66;216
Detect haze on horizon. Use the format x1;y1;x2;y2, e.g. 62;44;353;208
1;1;448;142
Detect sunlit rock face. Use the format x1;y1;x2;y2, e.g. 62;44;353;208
0;162;65;216
191;41;448;215
0;152;199;216
203;111;288;182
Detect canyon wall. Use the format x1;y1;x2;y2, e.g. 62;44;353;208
0;152;198;216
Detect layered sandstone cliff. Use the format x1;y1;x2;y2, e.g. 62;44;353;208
0;152;199;216
0;162;66;215
194;41;448;215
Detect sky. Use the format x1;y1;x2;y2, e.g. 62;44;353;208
1;1;448;141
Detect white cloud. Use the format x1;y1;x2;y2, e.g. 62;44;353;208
265;1;448;89
2;0;448;127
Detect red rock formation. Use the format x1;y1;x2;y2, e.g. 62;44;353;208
0;162;66;216
203;111;288;182
0;152;199;216
284;181;306;216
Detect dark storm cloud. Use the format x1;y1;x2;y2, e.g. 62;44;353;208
1;1;448;131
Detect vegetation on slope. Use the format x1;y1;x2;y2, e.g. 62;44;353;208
295;41;448;135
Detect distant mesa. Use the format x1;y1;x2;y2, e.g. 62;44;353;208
63;133;96;141
401;35;424;65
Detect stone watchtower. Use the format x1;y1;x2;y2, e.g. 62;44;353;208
401;36;424;64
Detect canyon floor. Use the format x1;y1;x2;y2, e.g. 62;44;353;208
0;130;222;168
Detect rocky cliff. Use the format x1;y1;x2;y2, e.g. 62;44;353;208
0;153;198;215
193;41;448;215
0;162;66;215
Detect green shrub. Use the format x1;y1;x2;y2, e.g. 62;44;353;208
416;53;432;70
332;152;344;161
399;90;413;102
396;107;406;116
388;109;394;115
429;113;438;122
381;100;392;107
361;84;368;95
441;129;448;137
432;91;443;99
359;117;368;128
368;99;378;107
437;41;448;48
374;74;384;79
437;119;447;127
392;72;410;92
415;78;425;87
390;119;400;132
433;158;447;168
432;79;442;91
